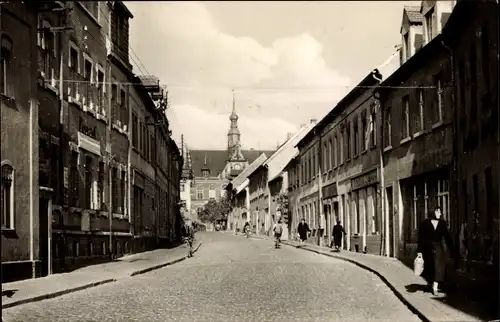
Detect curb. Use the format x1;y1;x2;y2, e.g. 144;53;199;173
130;242;203;277
2;242;203;310
2;278;116;309
281;241;429;322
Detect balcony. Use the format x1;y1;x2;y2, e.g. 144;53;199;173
81;81;97;114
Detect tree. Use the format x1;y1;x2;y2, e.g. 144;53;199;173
198;196;233;224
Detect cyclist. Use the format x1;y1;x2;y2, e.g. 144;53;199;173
182;220;195;258
243;221;251;238
273;218;284;249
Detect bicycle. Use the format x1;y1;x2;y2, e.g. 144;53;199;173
183;236;194;258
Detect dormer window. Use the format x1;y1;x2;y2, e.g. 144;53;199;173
403;32;410;60
424;7;436;43
202;169;209;177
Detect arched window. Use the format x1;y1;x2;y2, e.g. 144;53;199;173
1;34;14;97
1;162;14;229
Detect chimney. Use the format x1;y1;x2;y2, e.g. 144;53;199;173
300;123;306;128
286;132;293;140
310;118;317;124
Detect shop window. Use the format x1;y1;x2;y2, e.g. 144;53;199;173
1;35;14;98
1;163;15;229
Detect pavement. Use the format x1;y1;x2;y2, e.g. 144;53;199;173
1;236;203;310
3;231;421;322
244;232;495;322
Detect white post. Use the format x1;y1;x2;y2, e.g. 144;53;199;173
48;198;53;275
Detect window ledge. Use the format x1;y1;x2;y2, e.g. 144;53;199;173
361;149;368;155
400;136;412;145
432;120;444;130
0;93;16;102
383;146;393;153
413;131;424;139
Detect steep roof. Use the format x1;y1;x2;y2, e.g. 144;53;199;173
266;123;316;183
190;149;275;177
404;6;424;24
231;153;269;191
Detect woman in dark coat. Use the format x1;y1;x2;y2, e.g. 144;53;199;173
331;220;346;251
297;218;311;244
417;206;454;296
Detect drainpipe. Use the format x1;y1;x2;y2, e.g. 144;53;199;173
316;128;323;247
371;71;388;257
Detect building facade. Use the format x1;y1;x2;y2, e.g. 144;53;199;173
442;0;499;301
2;1;184;283
1;1;40;282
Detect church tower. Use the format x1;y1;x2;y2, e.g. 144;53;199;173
227;90;244;161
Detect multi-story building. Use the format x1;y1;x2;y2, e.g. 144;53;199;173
189;92;273;227
226;153;268;233
1;1;40;282
442;0;498;307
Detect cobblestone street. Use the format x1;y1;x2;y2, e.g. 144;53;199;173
3;232;420;322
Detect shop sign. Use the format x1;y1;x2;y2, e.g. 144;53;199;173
351;169;378;190
322;183;338;199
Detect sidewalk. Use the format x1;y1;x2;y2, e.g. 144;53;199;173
2;239;202;309
249;234;488;322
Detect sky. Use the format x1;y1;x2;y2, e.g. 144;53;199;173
126;1;420;151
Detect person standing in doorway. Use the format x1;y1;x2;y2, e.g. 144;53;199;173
297;218;311;245
331;220;346;252
417;206;455;296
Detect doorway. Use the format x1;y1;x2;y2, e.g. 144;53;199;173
386;186;394;257
38;192;52;277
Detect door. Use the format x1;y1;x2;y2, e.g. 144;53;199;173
386;186;394;257
39;198;49;277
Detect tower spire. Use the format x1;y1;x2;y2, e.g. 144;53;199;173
204;152;207;165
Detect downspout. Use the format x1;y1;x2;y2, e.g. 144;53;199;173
371;70;385;256
316;128;323;246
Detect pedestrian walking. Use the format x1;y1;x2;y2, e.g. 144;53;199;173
331;220;346;251
417;206;455;296
297;218;311;245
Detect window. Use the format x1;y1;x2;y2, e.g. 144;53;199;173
202;169;209;177
470;44;478;122
97;162;104;210
384;107;392;148
68;44;79;101
353;117;359;156
209;184;216;199
180;183;185;192
403;32;410;60
481;25;491;117
97;67;105;113
361;111;367;151
425;7;435;43
433;73;444;124
345;122;351;160
120;88;126;126
323;142;327;171
402;95;410;139
73;240;80;257
339;132;344;165
83;56;93;108
196;190;203;200
412;185;418;231
1;35;14;97
327;139;332;170
1;163;14;229
132;113;138;148
416;86;424;133
38;20;56;83
370;107;376;148
333;135;338;168
81;1;99;19
437;179;450;222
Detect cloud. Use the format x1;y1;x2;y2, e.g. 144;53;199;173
127;1;351;149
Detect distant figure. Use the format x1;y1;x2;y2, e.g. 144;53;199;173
331;220;346;251
417;206;455;296
183;220;195;258
273;218;283;248
297;218;311;244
